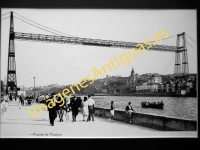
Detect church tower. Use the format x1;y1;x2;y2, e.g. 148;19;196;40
129;67;135;84
131;67;135;77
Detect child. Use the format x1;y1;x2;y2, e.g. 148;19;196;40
110;101;115;122
58;106;64;122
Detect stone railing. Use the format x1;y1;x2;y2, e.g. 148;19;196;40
94;107;197;131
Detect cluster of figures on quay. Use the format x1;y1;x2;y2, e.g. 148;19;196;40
45;93;97;126
1;94;31;114
1;92;136;126
43;93;136;125
1;92;96;126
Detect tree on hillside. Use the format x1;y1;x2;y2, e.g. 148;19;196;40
32;87;41;91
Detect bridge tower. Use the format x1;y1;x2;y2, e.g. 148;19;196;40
6;11;17;95
181;33;189;75
174;32;189;76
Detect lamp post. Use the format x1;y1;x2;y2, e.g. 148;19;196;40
33;77;35;89
33;77;35;97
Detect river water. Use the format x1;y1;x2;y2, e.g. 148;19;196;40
93;96;197;120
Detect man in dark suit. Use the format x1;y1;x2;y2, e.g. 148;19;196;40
19;95;22;105
88;94;95;121
46;92;57;126
70;95;81;122
125;102;135;123
9;94;12;101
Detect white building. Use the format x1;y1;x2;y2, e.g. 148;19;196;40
149;74;162;84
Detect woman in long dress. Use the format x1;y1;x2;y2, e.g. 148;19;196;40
109;101;115;122
64;98;70;122
82;96;89;121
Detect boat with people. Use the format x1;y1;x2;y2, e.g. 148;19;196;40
90;92;107;96
141;100;164;109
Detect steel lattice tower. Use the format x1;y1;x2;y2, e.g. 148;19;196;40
174;34;181;75
174;32;189;76
182;33;189;75
6;12;17;94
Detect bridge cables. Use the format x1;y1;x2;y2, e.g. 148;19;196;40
13;12;76;38
1;11;11;17
13;15;64;36
186;33;196;43
1;12;11;21
186;33;196;50
148;35;176;44
1;15;10;21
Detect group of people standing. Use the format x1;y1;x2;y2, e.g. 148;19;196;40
44;93;135;125
1;94;25;114
1;94;9;114
46;93;95;126
6;94;17;101
109;101;135;123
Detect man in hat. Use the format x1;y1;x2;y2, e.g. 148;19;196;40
88;94;95;121
70;95;80;122
46;92;57;126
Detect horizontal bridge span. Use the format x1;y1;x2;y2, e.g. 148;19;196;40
14;32;178;52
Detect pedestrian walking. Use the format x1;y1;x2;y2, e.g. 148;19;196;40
36;95;39;103
109;101;115;122
1;94;8;114
64;98;70;122
20;94;24;106
58;106;64;122
88;94;95;121
42;94;45;103
47;92;57;126
9;94;12;101
79;97;84;118
3;94;8;102
1;100;5;116
18;96;21;109
70;95;80;122
82;96;89;121
4;98;8;112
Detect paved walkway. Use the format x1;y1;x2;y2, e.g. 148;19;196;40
0;101;197;138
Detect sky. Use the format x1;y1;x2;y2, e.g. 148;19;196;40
1;9;197;88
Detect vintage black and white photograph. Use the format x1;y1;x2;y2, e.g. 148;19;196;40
0;8;197;138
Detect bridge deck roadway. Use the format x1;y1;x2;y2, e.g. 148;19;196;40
1;101;197;138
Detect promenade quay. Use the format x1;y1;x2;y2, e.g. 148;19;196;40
1;101;197;138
